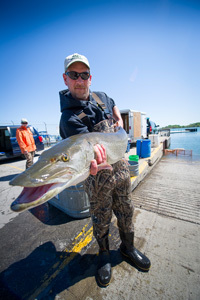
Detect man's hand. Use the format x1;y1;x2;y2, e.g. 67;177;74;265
24;150;28;155
112;106;123;128
90;144;112;176
114;120;123;128
94;144;106;164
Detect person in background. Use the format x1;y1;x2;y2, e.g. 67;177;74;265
59;53;151;287
16;118;36;169
147;117;150;138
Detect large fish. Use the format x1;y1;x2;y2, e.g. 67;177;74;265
10;127;128;212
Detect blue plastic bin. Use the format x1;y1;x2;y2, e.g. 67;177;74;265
126;138;131;153
136;139;151;158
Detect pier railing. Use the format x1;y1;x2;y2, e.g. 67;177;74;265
158;129;170;137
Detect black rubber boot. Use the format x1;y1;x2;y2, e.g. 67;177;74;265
97;237;111;286
119;231;151;271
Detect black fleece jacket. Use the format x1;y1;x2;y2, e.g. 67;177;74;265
59;89;116;139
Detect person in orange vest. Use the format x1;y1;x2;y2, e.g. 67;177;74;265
16;118;36;169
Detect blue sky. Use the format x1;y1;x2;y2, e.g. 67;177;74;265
1;0;200;134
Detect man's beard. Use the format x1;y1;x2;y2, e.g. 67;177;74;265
73;86;89;100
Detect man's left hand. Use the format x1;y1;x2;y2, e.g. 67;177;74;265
90;144;112;176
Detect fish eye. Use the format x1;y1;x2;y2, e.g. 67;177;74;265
61;153;69;162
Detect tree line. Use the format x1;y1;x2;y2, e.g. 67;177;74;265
161;122;200;129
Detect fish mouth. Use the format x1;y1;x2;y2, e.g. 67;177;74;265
10;182;64;212
10;168;90;212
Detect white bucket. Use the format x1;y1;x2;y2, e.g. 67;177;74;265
49;182;90;218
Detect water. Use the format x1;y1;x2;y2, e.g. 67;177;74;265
169;127;200;161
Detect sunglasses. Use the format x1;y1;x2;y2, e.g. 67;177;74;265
66;71;90;80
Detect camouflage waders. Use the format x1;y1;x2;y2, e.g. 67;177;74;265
84;119;134;248
24;151;35;169
84;120;150;286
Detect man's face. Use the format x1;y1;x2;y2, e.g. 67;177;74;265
63;62;92;100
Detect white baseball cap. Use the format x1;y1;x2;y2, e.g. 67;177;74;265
21;118;28;124
64;53;90;71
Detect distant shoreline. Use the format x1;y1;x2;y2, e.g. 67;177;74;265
161;123;200;130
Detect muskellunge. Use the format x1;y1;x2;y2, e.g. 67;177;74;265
10;127;128;212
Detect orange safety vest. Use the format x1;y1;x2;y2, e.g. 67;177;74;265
16;126;36;154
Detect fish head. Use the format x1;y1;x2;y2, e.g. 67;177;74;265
10;136;94;188
10;135;94;212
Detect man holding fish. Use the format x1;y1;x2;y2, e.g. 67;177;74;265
59;53;151;286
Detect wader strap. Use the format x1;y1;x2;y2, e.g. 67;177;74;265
92;93;111;119
77;112;87;120
76;93;110;131
92;92;107;111
76;111;93;132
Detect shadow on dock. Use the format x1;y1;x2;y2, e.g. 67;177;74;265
0;241;127;300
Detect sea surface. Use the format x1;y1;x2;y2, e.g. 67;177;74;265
169;127;200;161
